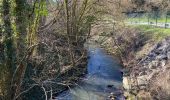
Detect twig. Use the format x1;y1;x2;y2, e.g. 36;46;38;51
14;84;38;100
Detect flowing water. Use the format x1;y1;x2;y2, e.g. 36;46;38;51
55;47;124;100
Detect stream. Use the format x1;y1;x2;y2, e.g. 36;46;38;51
55;47;124;100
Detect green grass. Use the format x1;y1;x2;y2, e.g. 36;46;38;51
131;25;170;41
127;17;170;23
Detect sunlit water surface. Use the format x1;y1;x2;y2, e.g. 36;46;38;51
55;47;124;100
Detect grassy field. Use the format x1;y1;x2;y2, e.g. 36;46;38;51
127;17;170;23
130;25;170;41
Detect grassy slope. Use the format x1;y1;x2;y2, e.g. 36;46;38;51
127;17;170;23
129;25;170;59
131;25;170;41
123;25;170;99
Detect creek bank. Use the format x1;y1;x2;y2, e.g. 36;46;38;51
123;36;170;99
21;54;88;100
97;26;170;99
52;58;87;94
18;32;89;100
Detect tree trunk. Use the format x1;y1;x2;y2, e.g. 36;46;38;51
12;0;28;99
2;0;15;99
15;0;27;60
64;0;75;67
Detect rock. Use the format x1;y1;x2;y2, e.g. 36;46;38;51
148;63;153;69
139;71;147;76
137;90;152;100
123;77;131;90
107;85;114;88
155;51;161;55
148;69;159;79
155;42;162;49
108;95;112;98
159;60;166;67
148;53;157;58
137;75;147;86
167;51;170;59
156;55;167;60
151;60;159;69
